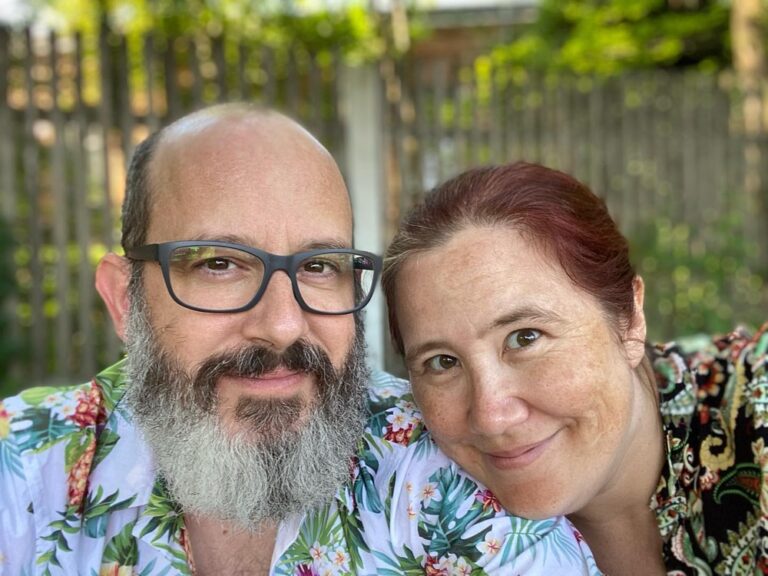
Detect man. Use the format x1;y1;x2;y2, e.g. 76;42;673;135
0;104;598;575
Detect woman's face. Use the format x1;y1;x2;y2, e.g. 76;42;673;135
394;224;649;519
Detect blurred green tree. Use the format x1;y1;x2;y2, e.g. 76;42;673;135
22;0;410;63
491;0;731;77
631;213;768;341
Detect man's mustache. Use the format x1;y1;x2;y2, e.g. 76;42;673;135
191;340;335;411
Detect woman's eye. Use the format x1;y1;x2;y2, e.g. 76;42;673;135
425;354;459;372
505;328;541;350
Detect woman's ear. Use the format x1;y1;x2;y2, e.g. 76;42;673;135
95;253;133;342
623;275;647;367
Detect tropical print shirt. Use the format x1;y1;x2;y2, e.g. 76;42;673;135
652;321;768;575
0;360;599;576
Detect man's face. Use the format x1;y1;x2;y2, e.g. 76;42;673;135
140;115;357;435
120;114;369;529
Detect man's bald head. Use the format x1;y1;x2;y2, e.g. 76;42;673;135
121;104;345;252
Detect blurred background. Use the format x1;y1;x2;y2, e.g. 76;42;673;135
0;0;766;394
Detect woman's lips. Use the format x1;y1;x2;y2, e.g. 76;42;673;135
485;432;558;470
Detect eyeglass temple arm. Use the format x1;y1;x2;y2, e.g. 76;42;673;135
125;244;160;261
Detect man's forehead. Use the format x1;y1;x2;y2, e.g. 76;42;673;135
143;108;353;245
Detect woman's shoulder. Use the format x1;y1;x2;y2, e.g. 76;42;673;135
653;322;768;570
652;321;767;403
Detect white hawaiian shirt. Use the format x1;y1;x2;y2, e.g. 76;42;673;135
0;359;601;575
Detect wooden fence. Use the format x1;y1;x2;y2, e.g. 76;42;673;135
386;58;768;242
1;22;767;387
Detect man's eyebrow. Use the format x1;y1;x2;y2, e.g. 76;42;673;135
301;240;352;251
186;235;351;251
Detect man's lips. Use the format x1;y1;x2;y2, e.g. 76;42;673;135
484;431;559;470
219;368;310;395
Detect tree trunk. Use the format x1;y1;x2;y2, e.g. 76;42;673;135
730;0;767;268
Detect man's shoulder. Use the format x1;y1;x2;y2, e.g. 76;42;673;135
364;369;428;449
366;369;411;409
1;359;129;455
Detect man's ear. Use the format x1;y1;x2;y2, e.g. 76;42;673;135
95;253;132;342
623;275;647;367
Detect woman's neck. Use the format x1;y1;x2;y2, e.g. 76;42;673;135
571;505;666;576
568;355;666;574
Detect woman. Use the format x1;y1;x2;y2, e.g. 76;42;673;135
382;162;768;575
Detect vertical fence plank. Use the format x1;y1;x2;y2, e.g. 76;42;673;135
307;52;322;139
432;60;449;181
164;37;181;121
452;61;467;171
588;79;605;196
23;28;44;383
0;25;21;381
49;31;70;379
261;46;275;107
212;34;227;102
73;32;94;378
415;62;433;188
143;33;159;132
506;80;521;162
286;46;300;117
117;34;134;169
0;26;13;221
189;35;204;109
488;63;503;165
98;22;122;364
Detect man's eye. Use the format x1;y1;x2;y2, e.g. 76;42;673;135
202;258;233;271
303;260;339;274
425;354;459;372
505;328;541;350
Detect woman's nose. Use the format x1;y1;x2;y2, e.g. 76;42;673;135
467;369;530;437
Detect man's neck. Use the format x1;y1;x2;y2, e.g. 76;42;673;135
184;514;279;576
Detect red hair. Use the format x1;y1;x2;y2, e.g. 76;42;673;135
382;162;637;355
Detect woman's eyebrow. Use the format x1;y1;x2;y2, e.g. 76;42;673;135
488;305;564;332
404;340;449;366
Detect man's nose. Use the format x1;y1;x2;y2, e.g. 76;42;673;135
467;367;530;437
238;270;310;351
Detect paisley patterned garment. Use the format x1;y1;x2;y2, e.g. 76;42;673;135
652;322;768;575
0;361;598;576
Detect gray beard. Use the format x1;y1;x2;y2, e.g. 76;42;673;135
121;281;369;532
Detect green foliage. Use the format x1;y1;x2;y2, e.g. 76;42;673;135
0;220;21;399
630;212;768;342
27;0;390;63
492;0;730;77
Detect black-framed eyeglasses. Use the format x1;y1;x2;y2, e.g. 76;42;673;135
125;240;382;315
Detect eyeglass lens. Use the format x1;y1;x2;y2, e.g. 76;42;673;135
166;245;375;313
